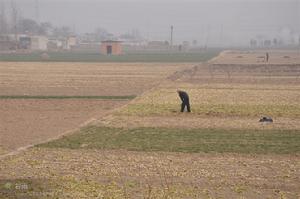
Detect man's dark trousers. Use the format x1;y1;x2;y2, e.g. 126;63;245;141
178;91;191;112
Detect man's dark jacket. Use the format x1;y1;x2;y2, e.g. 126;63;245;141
178;90;191;112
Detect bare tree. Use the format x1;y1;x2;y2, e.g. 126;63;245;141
10;0;18;49
0;1;8;35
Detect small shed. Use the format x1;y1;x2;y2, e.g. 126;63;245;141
101;40;122;55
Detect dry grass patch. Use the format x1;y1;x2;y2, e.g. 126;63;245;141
100;115;300;130
0;148;299;198
0;147;7;156
116;87;300;118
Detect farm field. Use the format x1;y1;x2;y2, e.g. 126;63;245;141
102;51;300;130
0;62;191;96
0;99;127;152
211;50;300;65
0;50;300;198
0;62;192;154
0;50;220;62
1;147;299;198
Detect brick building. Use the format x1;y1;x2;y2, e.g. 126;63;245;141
101;40;122;55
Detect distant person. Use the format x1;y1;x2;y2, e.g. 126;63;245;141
177;90;191;112
266;52;269;62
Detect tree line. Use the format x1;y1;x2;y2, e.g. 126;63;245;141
0;1;73;37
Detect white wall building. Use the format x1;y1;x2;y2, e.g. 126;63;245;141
31;36;48;51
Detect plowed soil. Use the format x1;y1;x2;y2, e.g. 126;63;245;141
0;99;127;152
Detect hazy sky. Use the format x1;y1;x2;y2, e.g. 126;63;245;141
4;0;300;46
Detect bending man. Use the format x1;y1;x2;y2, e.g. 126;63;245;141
177;90;191;112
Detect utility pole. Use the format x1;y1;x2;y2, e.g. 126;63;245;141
219;24;223;48
170;25;173;47
205;25;210;49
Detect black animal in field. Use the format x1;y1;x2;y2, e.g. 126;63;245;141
259;116;273;123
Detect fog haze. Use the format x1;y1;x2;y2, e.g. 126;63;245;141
4;0;300;46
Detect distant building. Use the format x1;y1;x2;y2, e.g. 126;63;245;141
30;36;48;51
0;35;16;51
18;35;48;51
263;40;272;47
148;41;169;48
145;40;170;51
0;34;48;51
101;40;122;55
180;41;190;51
0;41;15;51
66;36;77;49
47;38;63;50
46;36;77;51
250;39;257;47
